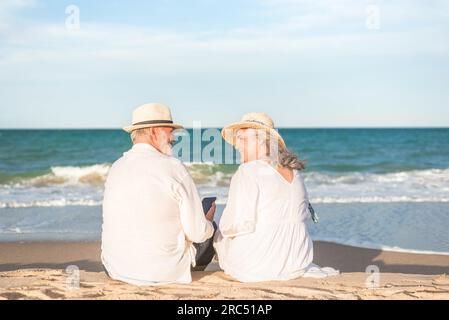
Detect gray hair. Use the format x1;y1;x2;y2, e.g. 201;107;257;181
278;148;306;171
259;130;306;171
130;127;153;143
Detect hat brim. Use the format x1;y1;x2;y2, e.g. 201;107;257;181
123;123;184;133
221;121;286;150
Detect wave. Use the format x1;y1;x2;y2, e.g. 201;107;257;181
311;237;449;256
2;164;111;187
310;196;449;203
1;163;448;208
0;199;102;209
50;164;110;184
3;163;449;189
1;195;447;209
304;168;449;185
2;163;233;187
184;162;235;186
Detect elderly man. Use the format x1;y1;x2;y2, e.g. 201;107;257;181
101;103;216;285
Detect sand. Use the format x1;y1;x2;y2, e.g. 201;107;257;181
1;241;448;300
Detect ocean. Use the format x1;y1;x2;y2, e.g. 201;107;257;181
0;128;448;254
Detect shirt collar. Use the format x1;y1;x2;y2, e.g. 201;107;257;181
132;143;159;153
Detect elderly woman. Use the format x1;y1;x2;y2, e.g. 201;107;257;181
213;112;338;282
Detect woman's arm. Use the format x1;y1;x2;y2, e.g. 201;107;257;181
219;167;259;238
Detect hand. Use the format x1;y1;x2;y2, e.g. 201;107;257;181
205;202;216;222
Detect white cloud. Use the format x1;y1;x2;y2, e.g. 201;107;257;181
0;0;35;12
258;0;449;32
0;0;448;79
0;0;36;32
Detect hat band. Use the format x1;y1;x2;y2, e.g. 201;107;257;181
133;120;174;126
245;119;272;128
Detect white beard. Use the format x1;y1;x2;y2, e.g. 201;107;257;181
157;135;173;156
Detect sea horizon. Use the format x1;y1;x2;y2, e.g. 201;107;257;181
1;127;449;130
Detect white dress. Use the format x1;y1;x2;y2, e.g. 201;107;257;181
213;159;339;282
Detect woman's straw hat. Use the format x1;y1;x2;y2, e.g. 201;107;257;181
123;103;184;133
221;112;286;150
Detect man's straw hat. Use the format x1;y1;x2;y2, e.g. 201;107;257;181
123;103;183;133
221;112;286;150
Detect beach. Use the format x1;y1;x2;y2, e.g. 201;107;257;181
1;241;448;300
1;129;449;300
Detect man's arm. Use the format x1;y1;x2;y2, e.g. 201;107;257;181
174;168;215;243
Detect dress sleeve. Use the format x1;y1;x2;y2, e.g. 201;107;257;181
298;171;312;221
219;166;259;238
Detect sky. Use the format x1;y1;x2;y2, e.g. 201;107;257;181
0;0;449;128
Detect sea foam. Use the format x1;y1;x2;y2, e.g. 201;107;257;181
1;163;449;208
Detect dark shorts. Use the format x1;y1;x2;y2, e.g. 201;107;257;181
193;221;218;268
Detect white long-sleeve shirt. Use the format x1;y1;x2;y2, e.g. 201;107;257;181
213;159;314;282
101;143;214;286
